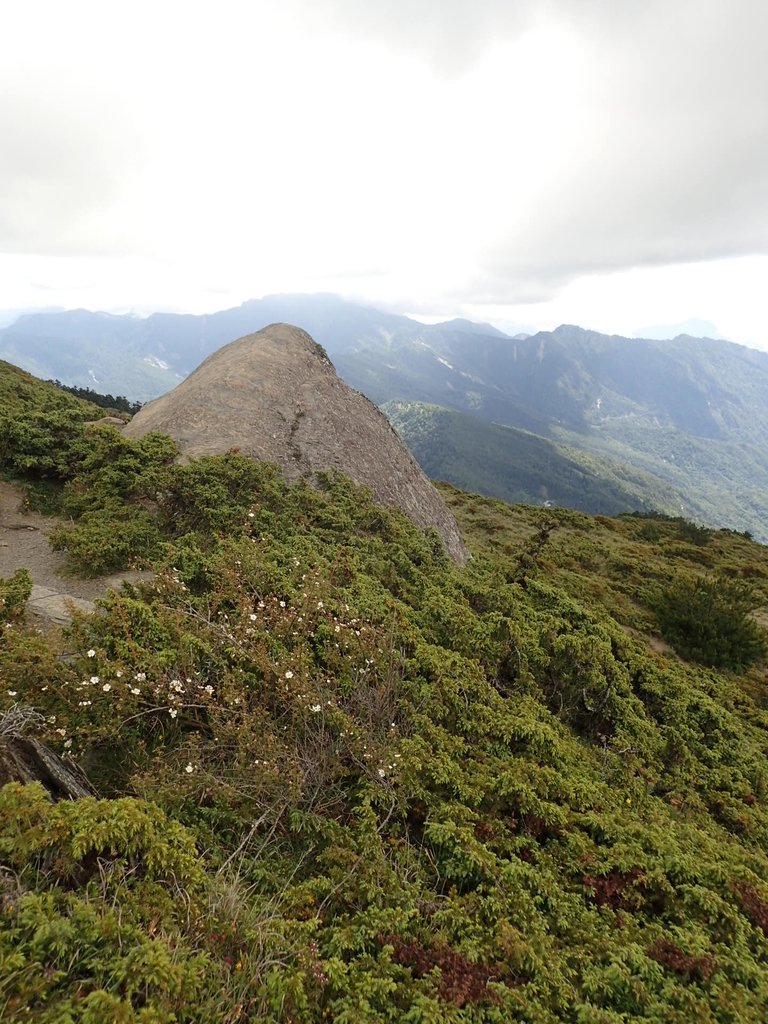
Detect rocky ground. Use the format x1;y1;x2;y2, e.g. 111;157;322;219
0;480;149;625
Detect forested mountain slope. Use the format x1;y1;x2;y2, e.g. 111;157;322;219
385;400;689;517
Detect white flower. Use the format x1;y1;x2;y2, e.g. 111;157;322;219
56;728;66;737
64;739;73;749
115;670;123;678
78;700;92;706
310;704;322;713
377;768;386;778
102;683;111;692
279;600;286;608
185;763;194;774
249;613;257;621
135;672;146;681
204;684;214;695
87;649;96;658
7;690;16;697
169;708;178;718
248;511;255;518
130;687;141;695
90;675;100;685
285;670;294;679
170;680;184;692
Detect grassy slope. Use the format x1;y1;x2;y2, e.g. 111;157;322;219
1;370;768;1021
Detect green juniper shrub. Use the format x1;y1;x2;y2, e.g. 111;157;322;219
653;574;767;670
0;568;32;624
0;408;97;479
2;428;768;1020
676;518;712;547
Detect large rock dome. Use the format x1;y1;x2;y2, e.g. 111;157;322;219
123;323;468;563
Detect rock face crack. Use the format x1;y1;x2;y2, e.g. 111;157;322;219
124;323;469;563
288;406;307;465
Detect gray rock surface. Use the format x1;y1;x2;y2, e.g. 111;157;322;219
28;585;95;625
124;323;468;563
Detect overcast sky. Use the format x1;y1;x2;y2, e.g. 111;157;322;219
2;0;767;347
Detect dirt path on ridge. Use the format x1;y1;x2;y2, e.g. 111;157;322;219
0;480;150;625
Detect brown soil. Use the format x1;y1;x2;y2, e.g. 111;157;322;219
647;635;674;656
619;621;674;658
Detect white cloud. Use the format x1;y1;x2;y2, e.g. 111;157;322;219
1;1;767;346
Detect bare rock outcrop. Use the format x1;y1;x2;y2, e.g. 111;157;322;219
124;324;468;563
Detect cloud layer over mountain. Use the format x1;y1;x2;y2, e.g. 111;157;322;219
2;1;767;328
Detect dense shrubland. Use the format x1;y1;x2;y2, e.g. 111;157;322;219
2;371;768;1021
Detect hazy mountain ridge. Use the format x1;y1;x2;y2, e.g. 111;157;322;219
2;295;767;537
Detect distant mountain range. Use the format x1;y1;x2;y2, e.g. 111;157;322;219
2;294;767;538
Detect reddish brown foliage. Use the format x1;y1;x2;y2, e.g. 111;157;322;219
381;935;514;1007
520;813;562;841
648;938;717;980
733;880;768;935
582;867;643;909
473;820;495;842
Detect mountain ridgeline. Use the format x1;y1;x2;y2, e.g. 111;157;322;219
1;294;767;537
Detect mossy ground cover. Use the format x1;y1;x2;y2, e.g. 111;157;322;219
1;375;768;1021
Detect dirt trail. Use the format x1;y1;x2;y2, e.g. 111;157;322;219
0;481;150;624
